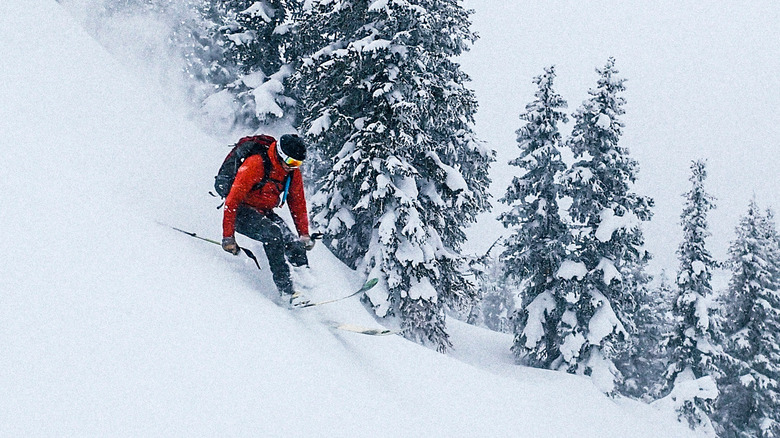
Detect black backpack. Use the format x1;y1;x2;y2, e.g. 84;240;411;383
214;135;292;205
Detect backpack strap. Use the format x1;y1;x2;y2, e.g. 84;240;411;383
251;145;273;194
247;139;292;204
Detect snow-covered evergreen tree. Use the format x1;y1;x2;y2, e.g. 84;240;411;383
617;271;674;400
560;58;654;393
480;284;514;333
296;0;493;351
220;0;298;128
664;160;722;430
763;208;780;294
103;0;163;14
178;0;299;132
666;160;720;380
469;244;514;333
715;201;780;438
498;66;571;367
173;1;235;108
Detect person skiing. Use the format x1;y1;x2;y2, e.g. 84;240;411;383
220;134;315;302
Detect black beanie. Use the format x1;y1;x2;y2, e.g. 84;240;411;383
279;134;307;161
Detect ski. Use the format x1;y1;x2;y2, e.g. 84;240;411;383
324;321;396;336
292;278;379;309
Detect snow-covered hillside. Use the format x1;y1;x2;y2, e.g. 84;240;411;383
1;1;699;436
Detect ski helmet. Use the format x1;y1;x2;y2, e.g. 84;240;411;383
278;134;307;168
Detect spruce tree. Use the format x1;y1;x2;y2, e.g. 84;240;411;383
180;0;299;131
470;245;514;333
224;0;299;127
666;160;720;380
716;201;780;438
174;1;235;107
561;58;654;393
617;271;674;400
295;0;493;351
103;0;162;14
664;160;722;429
498;66;571;367
763;208;780;292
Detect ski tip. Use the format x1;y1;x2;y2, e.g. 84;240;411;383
324;321;396;336
364;278;379;289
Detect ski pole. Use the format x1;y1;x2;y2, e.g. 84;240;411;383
159;223;263;271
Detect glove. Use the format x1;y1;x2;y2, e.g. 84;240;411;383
300;235;316;251
222;236;240;255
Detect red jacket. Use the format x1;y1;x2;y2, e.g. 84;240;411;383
222;140;309;238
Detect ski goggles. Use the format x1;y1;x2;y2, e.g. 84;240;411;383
277;147;303;168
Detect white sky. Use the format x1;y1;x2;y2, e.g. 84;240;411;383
460;0;780;277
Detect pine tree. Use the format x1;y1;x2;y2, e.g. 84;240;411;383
103;0;163;14
470;244;514;333
617;271;674;400
763;208;780;293
663;160;722;430
174;1;235;107
296;0;493;351
561;58;654;393
715;201;780;438
498;66;571;367
666;161;720;379
178;0;299;131
223;0;299;128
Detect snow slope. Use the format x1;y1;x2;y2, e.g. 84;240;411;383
1;1;699;436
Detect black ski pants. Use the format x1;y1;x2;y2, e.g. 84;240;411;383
235;206;308;295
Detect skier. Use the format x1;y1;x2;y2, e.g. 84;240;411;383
220;134;315;302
